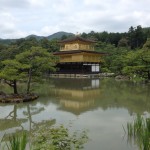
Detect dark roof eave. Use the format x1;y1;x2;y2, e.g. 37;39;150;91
53;50;108;55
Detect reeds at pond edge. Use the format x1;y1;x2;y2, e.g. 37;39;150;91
126;114;150;150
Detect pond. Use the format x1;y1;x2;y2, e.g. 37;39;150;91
0;78;150;150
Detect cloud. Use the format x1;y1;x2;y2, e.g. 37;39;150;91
0;12;16;35
1;0;150;39
0;12;28;39
0;0;30;9
40;26;60;35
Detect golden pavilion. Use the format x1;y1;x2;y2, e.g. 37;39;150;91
54;36;106;74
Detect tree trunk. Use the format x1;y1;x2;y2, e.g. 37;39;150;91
13;80;18;94
27;68;32;94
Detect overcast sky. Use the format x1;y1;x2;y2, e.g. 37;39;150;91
0;0;150;39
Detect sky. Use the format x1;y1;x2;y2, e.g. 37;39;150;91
0;0;150;39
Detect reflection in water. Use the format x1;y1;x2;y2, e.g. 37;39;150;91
0;105;27;131
0;78;150;150
49;78;150;115
0;102;55;141
50;78;101;115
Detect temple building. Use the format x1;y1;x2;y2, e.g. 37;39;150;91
54;36;106;74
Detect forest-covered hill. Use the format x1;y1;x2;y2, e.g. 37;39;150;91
0;31;74;45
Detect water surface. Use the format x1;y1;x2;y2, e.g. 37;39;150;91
0;78;149;150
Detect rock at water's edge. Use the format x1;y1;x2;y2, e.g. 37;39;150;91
115;75;130;80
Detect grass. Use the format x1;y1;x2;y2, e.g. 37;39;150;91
126;114;150;150
1;132;27;150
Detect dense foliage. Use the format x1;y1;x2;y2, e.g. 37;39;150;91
81;25;149;49
81;25;150;81
0;25;150;90
0;38;57;94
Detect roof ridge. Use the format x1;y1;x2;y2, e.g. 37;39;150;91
59;36;96;43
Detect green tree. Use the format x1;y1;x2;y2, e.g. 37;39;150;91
96;43;117;72
0;46;56;94
40;39;59;52
40;38;50;49
108;32;122;47
122;40;150;80
0;60;28;94
12;37;39;53
141;39;150;79
111;47;128;74
128;25;146;49
97;31;109;43
0;45;19;61
16;46;56;94
118;38;129;48
122;51;140;76
135;25;147;48
48;39;59;52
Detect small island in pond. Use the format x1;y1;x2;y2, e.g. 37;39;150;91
0;91;39;103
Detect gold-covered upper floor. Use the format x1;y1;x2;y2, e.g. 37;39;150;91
54;35;106;63
59;36;96;51
60;43;94;51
